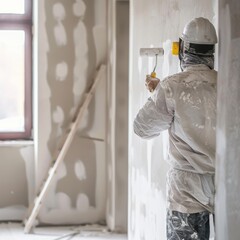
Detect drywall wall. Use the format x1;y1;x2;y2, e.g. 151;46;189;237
216;0;240;239
129;0;217;239
106;0;129;232
115;0;129;231
0;145;34;221
0;0;128;230
0;0;107;224
36;0;108;225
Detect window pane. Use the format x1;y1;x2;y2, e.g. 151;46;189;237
0;30;25;132
0;0;25;14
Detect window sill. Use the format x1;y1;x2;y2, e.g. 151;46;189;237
0;140;34;147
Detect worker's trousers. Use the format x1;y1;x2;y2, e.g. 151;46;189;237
167;210;210;240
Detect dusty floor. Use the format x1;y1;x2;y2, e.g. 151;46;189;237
0;223;127;240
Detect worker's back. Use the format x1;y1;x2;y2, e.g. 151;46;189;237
134;18;218;238
162;64;217;174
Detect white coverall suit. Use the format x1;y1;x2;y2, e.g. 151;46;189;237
134;64;217;215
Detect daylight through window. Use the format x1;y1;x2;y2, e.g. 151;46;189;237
0;0;32;140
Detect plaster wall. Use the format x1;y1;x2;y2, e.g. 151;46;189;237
115;1;129;232
216;0;240;239
106;0;129;232
36;0;107;225
0;145;34;221
0;0;109;225
129;0;217;239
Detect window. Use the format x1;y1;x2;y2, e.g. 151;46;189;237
0;0;32;140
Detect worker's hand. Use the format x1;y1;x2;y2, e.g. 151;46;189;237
145;75;160;92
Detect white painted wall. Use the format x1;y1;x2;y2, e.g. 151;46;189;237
216;0;240;239
129;0;217;239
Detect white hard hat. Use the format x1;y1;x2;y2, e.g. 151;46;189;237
181;17;217;44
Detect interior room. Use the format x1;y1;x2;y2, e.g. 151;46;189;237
0;0;239;239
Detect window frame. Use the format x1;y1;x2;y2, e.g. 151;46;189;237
0;0;32;140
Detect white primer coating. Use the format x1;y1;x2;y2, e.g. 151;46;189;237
53;3;67;46
72;0;88;106
215;0;240;239
56;62;68;81
53;3;65;21
54;24;67;47
52;106;64;124
53;106;64;138
56;162;67;179
76;193;90;211
75;160;87;181
73;0;86;17
56;192;71;210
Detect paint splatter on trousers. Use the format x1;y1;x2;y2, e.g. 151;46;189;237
167;210;210;240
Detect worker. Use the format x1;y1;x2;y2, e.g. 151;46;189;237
134;17;217;240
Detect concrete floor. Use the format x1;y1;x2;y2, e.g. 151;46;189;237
0;223;127;240
0;222;214;240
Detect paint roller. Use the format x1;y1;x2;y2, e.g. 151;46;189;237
139;43;179;78
139;48;164;78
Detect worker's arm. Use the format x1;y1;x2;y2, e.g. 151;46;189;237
133;80;174;139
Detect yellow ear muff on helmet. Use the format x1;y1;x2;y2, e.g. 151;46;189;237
172;42;179;56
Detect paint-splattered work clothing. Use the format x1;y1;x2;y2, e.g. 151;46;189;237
134;64;217;213
167;210;210;240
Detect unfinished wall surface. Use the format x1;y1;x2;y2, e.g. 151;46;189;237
0;145;34;221
115;0;129;232
106;0;129;232
0;0;129;230
129;0;217;239
216;0;240;239
36;0;107;225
